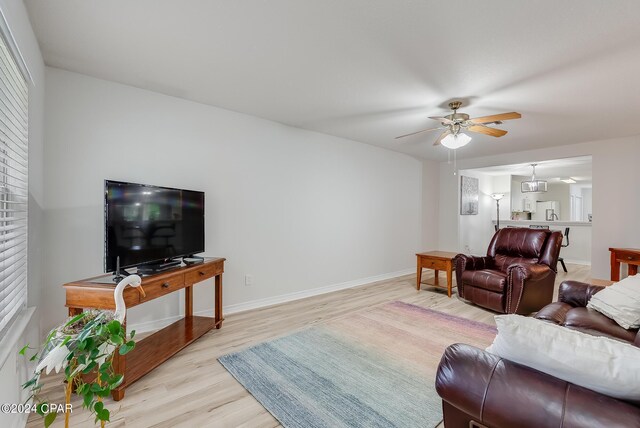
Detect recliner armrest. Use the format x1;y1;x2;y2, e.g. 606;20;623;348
505;263;555;314
455;254;493;271
506;262;553;281
558;280;605;307
436;344;640;428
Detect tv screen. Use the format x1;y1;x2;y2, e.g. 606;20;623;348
104;180;205;272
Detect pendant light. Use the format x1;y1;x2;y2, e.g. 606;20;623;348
521;163;547;193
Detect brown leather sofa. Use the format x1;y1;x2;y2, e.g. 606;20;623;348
435;280;640;428
455;228;563;314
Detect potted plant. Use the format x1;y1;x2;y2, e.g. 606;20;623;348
21;276;144;427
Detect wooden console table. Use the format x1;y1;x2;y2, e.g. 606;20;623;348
64;257;225;400
416;251;458;297
609;248;640;281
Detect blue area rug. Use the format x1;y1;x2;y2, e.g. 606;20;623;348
219;301;496;428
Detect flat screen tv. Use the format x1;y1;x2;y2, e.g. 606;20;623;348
104;180;205;272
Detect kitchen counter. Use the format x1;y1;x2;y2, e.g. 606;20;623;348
492;220;592;227
492;220;591;264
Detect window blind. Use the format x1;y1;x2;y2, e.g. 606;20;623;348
0;30;27;339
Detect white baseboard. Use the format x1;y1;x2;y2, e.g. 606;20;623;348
128;268;414;334
562;259;591;266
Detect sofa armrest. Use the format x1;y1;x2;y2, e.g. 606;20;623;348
558;280;605;307
505;263;554;314
436;344;640;428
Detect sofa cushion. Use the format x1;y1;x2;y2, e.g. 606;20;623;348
587;274;640;329
535;303;638;343
487;314;640;402
461;269;506;292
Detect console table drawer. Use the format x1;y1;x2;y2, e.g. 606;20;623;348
420;258;448;271
616;251;640;263
185;263;218;285
140;275;186;301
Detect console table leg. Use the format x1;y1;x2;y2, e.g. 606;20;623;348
215;274;223;329
185;286;193;317
611;251;621;281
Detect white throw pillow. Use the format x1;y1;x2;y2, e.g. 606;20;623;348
587;274;640;329
486;314;640;401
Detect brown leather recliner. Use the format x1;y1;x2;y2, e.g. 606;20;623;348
455;227;563;314
435;280;640;428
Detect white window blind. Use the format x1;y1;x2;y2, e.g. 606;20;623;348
0;29;27;339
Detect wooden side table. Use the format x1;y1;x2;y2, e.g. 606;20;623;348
416;251;459;297
609;248;640;281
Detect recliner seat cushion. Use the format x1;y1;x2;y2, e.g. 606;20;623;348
461;269;507;292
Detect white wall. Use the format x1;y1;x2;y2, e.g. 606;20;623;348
0;0;45;427
421;159;439;250
43;67;422;333
438;135;640;279
582;187;592;221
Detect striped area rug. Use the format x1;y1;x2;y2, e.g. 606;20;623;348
219;301;496;428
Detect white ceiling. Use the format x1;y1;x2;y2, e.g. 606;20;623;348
24;1;640;160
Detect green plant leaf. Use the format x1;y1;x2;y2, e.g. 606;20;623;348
82;361;97;374
64;312;86;328
118;341;135;355
22;377;37;389
107;320;121;335
90;382;102;393
110;334;124;345
60;335;72;347
44;412;57;428
77;354;86;366
129;329;136;339
18;344;29;355
93;401;104;413
29;353;39;361
109;373;124;388
83;391;94;408
36;402;48;416
98;408;110;422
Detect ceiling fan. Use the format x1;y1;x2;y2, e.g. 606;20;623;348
395;101;521;149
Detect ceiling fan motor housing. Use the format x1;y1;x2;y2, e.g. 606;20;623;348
445;112;469;123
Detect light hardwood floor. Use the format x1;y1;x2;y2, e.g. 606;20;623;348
28;263;593;428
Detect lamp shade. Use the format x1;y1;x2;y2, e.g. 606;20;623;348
491;193;505;201
441;133;471;149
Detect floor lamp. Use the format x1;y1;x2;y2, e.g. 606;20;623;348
491;193;505;231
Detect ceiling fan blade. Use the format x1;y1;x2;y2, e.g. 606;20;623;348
395;126;446;139
428;116;455;125
468;125;507;137
470;112;521;124
433;130;451;146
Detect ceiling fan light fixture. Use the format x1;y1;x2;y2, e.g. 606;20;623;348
521;163;548;193
441;132;471;149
